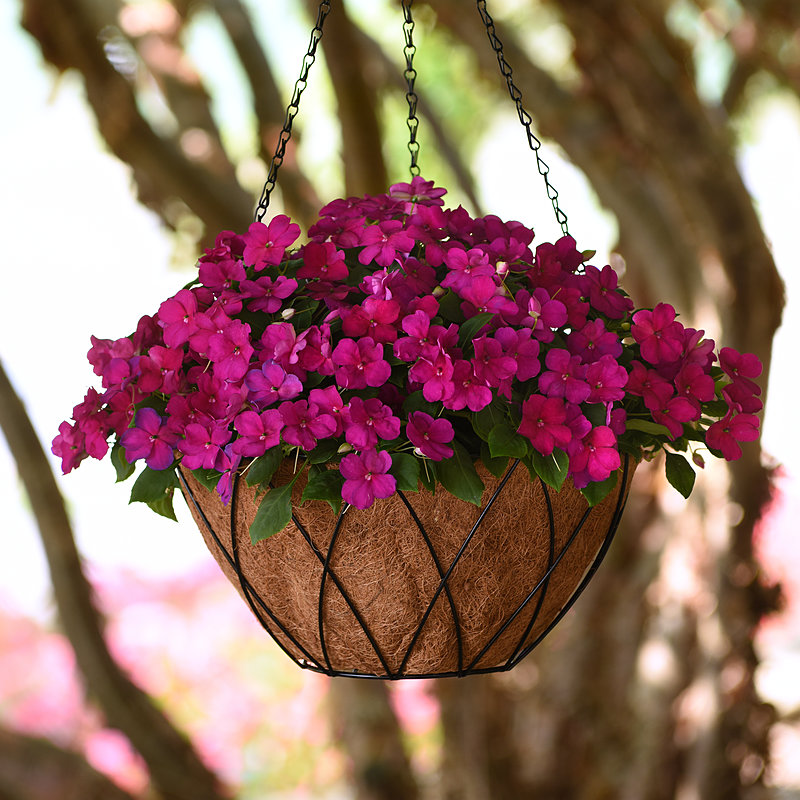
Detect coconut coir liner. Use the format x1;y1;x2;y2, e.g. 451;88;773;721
180;458;634;676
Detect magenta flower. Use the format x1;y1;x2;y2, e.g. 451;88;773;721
518;395;572;456
471;335;517;388
52;421;87;474
343;397;401;450
524;288;568;342
631;303;685;365
240;275;298;314
706;413;760;461
157;289;201;348
459;276;517;318
297;241;348;281
331;337;391;390
340;449;397;509
120;407;177;470
342;297;401;343
408;348;455;403
568;426;621;488
358;220;415;267
579;264;633;319
309;386;346;437
539;349;590;404
441;247;495;292
585;355;628;404
675;362;715;409
231;409;283;457
389;176;447;208
651;396;699;439
406;411;455;461
199;256;246;292
443;360;493;412
243;215;301;270
626;360;674;411
178;419;232;470
279;399;337;450
566;319;622;363
493;327;541;382
207;319;254;381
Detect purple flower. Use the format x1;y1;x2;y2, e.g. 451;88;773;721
343;397;401;450
340;449;397;509
245;362;303;408
406;411;454;461
279;400;337;450
231;409;283;457
518;395;572;456
243;215;301;270
331;337;391;390
121;407;177;470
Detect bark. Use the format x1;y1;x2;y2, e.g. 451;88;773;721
0;727;138;800
21;0;254;239
0;360;229;800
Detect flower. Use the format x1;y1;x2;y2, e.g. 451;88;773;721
55;178;763;534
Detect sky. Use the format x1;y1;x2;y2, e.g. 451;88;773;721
1;0;799;623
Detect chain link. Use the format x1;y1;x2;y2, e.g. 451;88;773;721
476;0;569;236
402;0;421;177
254;0;332;222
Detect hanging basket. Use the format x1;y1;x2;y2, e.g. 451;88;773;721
179;456;635;678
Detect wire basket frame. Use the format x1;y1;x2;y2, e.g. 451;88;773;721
178;456;633;679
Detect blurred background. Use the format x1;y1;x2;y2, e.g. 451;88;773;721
1;0;799;798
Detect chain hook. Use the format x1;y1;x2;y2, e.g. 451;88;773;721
476;0;569;237
402;0;421;178
254;0;332;222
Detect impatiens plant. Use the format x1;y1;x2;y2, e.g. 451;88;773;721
53;177;763;543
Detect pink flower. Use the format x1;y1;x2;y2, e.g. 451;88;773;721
178;419;231;469
440;247;495;292
244;362;302;407
706;413;760;461
309;386;346;437
332;337;391;390
443;360;493;412
518;395;572;456
579;264;633;319
408;349;455;403
52;421;87;473
406;411;454;461
471;335;517;388
358;220;415;267
566;319;622;363
240;275;297;313
341;297;401;343
340;449;397;509
459;276;517;318
157;289;201;348
585;355;628;404
207;319;254;382
279;400;337;451
631;303;685;365
651;396;699;439
243;215;301;270
343;397;401;450
198;256;246;292
231;409;283;457
568;426;621;488
539;349;590;404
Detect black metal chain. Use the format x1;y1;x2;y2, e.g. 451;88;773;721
476;0;569;236
402;0;421;177
254;0;332;222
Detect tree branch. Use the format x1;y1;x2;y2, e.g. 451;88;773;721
0;359;229;800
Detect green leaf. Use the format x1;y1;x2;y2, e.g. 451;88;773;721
391;452;421;492
436;442;485;506
665;452;696;499
130;466;178;505
487;422;528;459
110;442;135;483
471;397;507;442
190;468;221;492
625;418;673;437
307;439;340;464
401;391;439;417
301;469;344;515
146;493;178;521
480;442;509;480
437;289;464;324
580;472;619;507
245;446;283;487
531;448;569;491
250;482;294;544
458;313;494;352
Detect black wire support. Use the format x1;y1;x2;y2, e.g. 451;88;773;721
401;0;421;177
476;0;570;237
254;0;332;222
178;456;633;679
